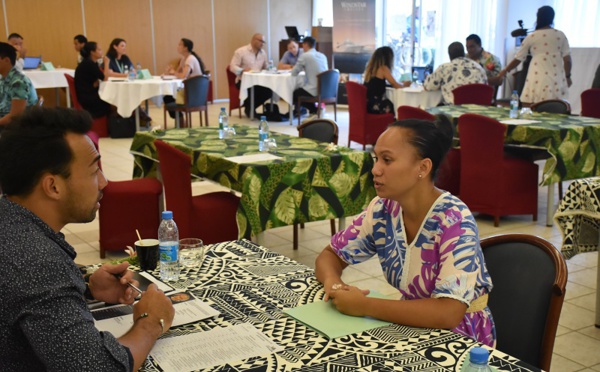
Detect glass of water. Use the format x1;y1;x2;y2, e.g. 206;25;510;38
179;238;204;268
264;138;277;153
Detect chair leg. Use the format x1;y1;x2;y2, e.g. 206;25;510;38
300;222;305;229
297;99;302;126
163;108;167;130
494;216;500;227
330;219;336;235
199;111;203;127
558;182;563;200
204;110;209;127
334;103;337;121
100;245;106;259
293;223;299;250
238;107;242;119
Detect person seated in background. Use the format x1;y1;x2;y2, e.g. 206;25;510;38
7;32;26;71
74;34;87;64
75;41;111;119
229;33;272;118
363;46;404;115
163;38;206;122
315;116;496;347
424;41;487;104
0;42;37;128
104;38;135;79
278;40;303;70
466;34;502;86
0;107;175;371
291;36;328;120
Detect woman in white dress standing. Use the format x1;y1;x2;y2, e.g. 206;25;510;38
499;5;572;104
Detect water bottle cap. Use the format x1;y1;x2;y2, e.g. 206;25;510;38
469;347;489;364
513;90;518;93
260;116;266;121
162;211;173;220
221;107;226;111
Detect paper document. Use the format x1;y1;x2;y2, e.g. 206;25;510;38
500;119;542;125
284;297;391;339
226;153;282;164
93;292;219;338
150;323;283;372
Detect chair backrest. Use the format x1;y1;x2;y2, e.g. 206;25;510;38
531;99;571;115
345;81;367;124
154;140;194;239
317;69;340;100
298;118;339;144
581;88;600;118
481;234;567;371
64;73;83;110
183;75;209;108
458;113;505;201
225;65;241;110
452;83;495;105
396;105;435;121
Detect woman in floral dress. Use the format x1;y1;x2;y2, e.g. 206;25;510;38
499;6;572;104
315;115;496;347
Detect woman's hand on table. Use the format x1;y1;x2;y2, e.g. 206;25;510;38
328;285;371;316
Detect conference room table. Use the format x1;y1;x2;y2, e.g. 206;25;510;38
385;86;442;112
428;104;600;226
125;239;538;371
99;77;183;131
239;70;304;125
554;177;600;327
129;126;375;238
24;68;74;107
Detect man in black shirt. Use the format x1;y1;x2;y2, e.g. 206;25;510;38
0;107;175;371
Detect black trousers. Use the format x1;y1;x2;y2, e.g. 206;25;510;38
292;88;318;115
236;82;272;117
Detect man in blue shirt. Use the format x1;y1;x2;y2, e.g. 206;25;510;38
291;37;328;119
0;42;38;127
278;40;303;70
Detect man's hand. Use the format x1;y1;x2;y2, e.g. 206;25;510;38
88;262;139;304
328;285;370;316
133;284;175;333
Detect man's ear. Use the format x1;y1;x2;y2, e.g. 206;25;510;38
40;173;63;201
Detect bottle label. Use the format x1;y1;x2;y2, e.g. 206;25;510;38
159;242;179;262
259;132;268;141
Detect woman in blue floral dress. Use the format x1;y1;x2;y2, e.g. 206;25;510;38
315;116;496;347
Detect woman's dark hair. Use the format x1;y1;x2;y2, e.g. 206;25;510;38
389;114;454;180
181;38;206;74
536;6;555;29
0;107;92;196
80;41;97;60
364;46;394;82
106;38;125;59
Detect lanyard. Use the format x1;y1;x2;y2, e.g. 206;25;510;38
116;60;124;73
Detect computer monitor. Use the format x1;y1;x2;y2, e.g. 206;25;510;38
23;56;41;70
332;53;372;74
285;26;300;41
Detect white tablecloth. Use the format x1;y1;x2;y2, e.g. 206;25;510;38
23;68;74;89
99;77;183;118
239;71;304;105
386;87;442;112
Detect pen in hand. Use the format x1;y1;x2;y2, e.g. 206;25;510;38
115;274;143;296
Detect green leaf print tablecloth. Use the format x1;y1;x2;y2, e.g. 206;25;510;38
428;104;600;186
130;126;376;238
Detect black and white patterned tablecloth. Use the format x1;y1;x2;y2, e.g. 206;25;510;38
138;240;538;372
555;178;600;259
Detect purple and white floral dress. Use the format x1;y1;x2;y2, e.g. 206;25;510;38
330;193;496;346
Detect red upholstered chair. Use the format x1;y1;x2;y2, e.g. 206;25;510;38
154;140;239;242
346;81;395;150
396;105;460;195
581;88;600;118
396;105;435;121
91;133;162;258
65;73;109;138
226;65;242;118
458;113;538;226
452;83;495;105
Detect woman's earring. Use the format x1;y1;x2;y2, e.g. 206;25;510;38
418;174;423;179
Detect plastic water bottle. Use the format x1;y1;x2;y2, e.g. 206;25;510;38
123;65;129;78
510;90;519;119
258;116;269;152
128;65;136;81
462;347;494;372
412;70;419;83
136;62;142;78
158;211;180;281
267;59;274;71
218;107;228;139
